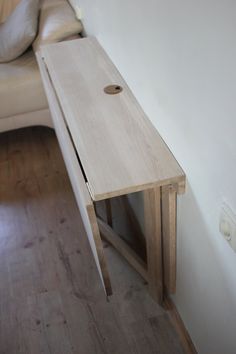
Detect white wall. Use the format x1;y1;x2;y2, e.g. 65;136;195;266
71;1;236;352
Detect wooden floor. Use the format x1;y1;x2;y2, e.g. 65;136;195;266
0;127;185;354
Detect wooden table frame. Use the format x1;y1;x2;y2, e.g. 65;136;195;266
98;183;183;305
37;37;185;306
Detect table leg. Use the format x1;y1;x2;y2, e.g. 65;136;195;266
161;185;177;294
143;186;163;304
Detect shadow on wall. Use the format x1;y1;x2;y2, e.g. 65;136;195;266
175;183;236;354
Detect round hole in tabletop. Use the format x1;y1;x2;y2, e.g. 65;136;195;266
104;85;123;95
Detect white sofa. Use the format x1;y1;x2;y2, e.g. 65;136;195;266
0;0;82;133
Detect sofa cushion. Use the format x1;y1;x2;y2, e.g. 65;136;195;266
0;0;21;24
0;50;48;119
33;0;83;52
0;0;39;63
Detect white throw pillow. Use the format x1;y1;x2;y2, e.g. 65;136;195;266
33;0;83;52
0;0;39;63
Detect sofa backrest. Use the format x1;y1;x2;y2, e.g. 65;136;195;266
0;0;21;23
0;0;80;24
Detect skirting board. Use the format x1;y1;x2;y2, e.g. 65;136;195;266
164;296;198;354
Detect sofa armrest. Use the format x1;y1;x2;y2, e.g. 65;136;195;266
33;0;83;53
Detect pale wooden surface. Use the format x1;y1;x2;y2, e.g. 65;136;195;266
37;53;112;295
41;37;185;201
144;187;163;304
0;127;186;354
162;185;177;293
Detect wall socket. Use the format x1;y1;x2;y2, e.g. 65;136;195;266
219;203;236;252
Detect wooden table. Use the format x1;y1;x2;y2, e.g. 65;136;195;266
37;37;185;304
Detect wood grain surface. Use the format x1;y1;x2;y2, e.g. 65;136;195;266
162;185;177;293
144;187;163;304
37;53;112;295
41;37;185;201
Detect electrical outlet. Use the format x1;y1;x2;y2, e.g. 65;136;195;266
219;203;236;252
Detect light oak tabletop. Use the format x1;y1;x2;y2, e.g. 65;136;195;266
41;37;185;201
